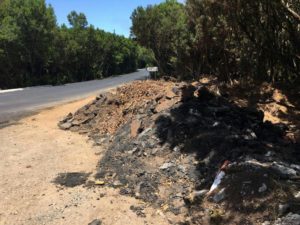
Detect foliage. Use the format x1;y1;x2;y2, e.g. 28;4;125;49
0;0;146;89
131;0;191;79
137;46;155;68
0;0;57;87
131;0;300;84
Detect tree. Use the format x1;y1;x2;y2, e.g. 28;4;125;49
186;0;300;83
67;11;88;29
131;0;190;78
0;4;141;88
0;0;57;87
131;0;300;84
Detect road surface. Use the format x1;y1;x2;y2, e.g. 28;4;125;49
0;69;148;123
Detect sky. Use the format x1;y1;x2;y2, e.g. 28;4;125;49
45;0;184;37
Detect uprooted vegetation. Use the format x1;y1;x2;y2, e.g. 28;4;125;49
58;79;300;224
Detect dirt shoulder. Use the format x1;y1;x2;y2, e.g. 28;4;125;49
0;97;168;225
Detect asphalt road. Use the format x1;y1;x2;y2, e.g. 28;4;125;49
0;69;148;123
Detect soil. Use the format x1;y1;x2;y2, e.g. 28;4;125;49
0;97;169;225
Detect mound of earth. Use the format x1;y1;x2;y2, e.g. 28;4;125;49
58;79;300;225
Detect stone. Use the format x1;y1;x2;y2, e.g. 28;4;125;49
71;119;82;126
265;151;275;157
165;88;177;99
113;180;123;187
60;112;73;123
130;119;142;138
178;165;186;173
88;219;102;225
278;204;289;216
173;146;180;152
159;162;174;170
154;99;177;113
273;213;300;225
58;122;72;130
127;147;139;155
290;164;300;171
151;148;159;155
294;191;300;199
262;222;271;225
258;183;267;193
272;162;297;178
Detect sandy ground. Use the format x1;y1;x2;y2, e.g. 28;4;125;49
0;97;169;225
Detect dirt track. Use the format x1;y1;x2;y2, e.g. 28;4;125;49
0;97;168;225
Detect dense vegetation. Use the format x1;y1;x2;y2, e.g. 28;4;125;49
131;0;300;84
1;0;299;88
0;0;149;89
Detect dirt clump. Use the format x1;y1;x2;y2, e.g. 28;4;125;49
58;80;180;136
59;79;300;225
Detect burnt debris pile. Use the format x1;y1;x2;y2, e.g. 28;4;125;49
59;79;300;224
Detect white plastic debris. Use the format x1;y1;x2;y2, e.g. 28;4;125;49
194;189;209;197
212;121;220;127
208;171;225;194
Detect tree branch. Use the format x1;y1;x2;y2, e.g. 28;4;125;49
281;0;300;21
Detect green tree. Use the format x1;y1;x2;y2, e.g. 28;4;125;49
131;0;190;78
67;11;88;29
185;0;300;83
0;0;57;87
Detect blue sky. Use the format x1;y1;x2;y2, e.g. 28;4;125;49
46;0;184;37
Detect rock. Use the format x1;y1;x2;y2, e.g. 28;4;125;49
165;88;177;99
60;112;73;123
265;151;275;157
173;146;180;152
131;119;142;138
171;86;181;95
294;191;300;199
262;221;271;225
159;162;174;170
213;188;226;203
154;98;178;113
278;204;289;216
290;164;300;171
58;122;72;130
178;165;186;173
88;219;102;225
113;180;123;187
151;148;159;155
138;127;152;138
272;162;297;178
127;147;139;155
130;205;146;217
273;213;300;225
258;183;267;193
70;120;81;126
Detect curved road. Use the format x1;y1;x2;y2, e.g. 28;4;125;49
0;69;148;123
